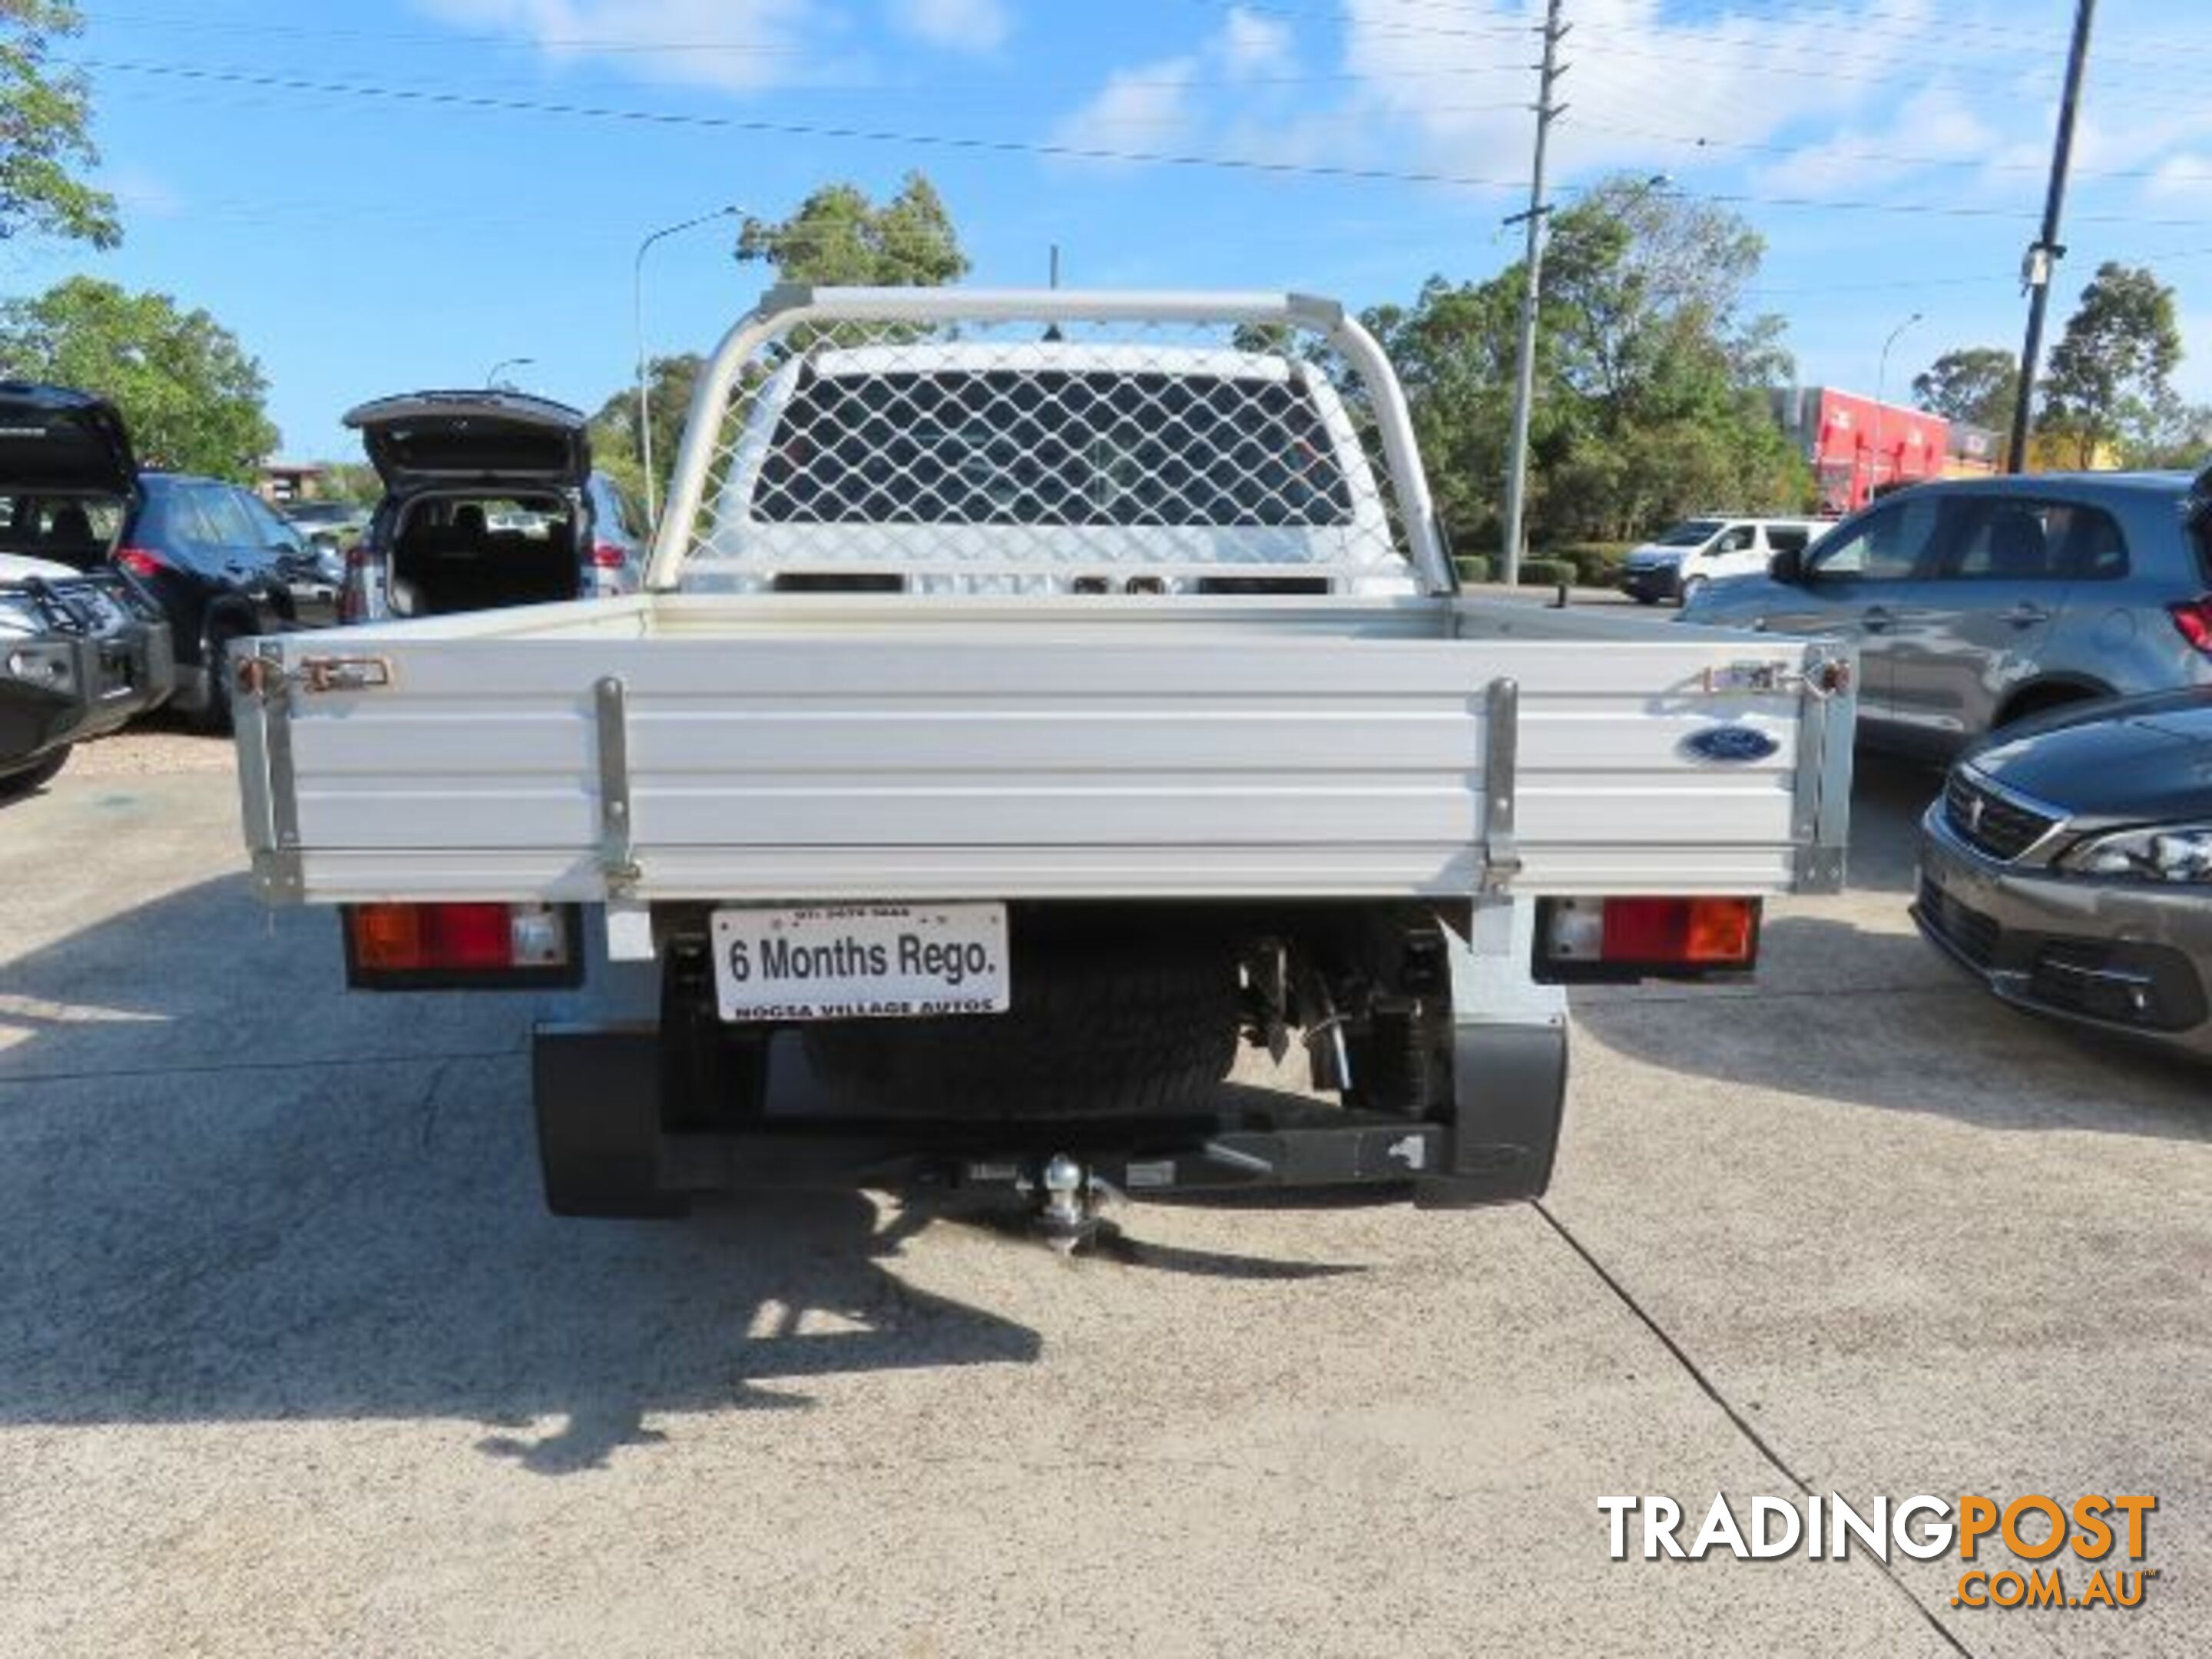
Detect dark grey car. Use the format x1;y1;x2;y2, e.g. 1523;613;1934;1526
1683;469;2212;758
1915;691;2212;1057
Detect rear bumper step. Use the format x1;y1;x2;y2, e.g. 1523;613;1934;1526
531;1016;1566;1218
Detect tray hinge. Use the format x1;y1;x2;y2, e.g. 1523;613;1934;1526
1790;645;1855;894
1480;677;1522;899
595;675;642;896
250;640;303;901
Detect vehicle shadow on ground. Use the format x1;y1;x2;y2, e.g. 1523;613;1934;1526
1575;911;2212;1141
0;873;1054;1473
0;874;1376;1474
1837;750;1943;896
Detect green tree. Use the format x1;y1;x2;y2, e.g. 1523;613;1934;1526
311;461;380;505
0;276;278;477
2130;400;2212;471
736;172;969;286
1912;346;2018;434
588;351;700;507
1522;176;1809;539
1360;277;1522;543
0;1;118;249
2041;262;2183;468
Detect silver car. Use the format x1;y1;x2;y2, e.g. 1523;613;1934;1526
1683;470;2212;758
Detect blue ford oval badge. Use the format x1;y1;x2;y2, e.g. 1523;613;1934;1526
1684;724;1780;764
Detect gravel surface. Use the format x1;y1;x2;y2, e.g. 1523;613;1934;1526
68;724;237;777
2;747;2205;1657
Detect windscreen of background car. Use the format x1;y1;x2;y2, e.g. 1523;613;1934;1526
0;494;124;570
1655;519;1726;547
749;370;1355;527
1810;494;1944;580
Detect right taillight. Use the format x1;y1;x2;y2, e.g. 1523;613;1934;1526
1535;896;1762;982
2169;597;2212;655
115;547;165;578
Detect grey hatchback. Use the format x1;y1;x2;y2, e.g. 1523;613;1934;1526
1682;469;2212;757
1916;691;2212;1058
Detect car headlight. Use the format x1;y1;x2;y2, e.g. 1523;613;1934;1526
4;640;77;690
2061;824;2212;882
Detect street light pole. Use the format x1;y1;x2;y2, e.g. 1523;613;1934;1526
2009;0;2098;472
1499;0;1569;588
1871;312;1922;507
485;356;535;388
634;204;744;524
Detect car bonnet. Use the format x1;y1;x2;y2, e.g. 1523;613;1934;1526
1971;694;2212;823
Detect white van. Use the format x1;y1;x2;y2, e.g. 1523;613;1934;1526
1618;516;1825;605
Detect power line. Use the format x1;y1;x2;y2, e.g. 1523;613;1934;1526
1199;2;2212;103
1566;118;2188;187
67;57;1534;192
62;55;2212;231
1227;0;2212;75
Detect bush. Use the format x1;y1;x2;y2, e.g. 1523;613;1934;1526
1518;558;1577;588
1455;555;1494;584
1549;541;1635;587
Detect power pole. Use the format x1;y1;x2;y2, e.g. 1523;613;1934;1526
2007;0;2097;473
1501;0;1569;585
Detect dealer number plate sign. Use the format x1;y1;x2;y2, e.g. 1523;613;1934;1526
710;903;1010;1023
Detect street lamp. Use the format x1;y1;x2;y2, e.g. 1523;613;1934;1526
634;204;745;524
1870;312;1923;507
485;356;535;389
1500;172;1669;585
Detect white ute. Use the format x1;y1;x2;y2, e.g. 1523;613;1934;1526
232;287;1855;1229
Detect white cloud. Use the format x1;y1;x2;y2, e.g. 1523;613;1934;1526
886;0;1010;54
1049;8;1296;163
1051;56;1200;158
1335;0;1939;190
2146;154;2212;203
412;0;819;93
1220;6;1294;79
104;164;186;220
1750;84;1996;199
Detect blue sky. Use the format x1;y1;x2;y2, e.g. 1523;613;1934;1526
13;0;2212;461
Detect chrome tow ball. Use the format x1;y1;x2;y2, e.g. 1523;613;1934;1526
1035;1153;1096;1250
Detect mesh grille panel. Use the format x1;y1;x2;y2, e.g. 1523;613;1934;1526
667;303;1427;593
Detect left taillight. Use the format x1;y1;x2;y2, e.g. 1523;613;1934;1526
1535;896;1761;982
589;541;626;570
343;902;583;989
115;547;166;579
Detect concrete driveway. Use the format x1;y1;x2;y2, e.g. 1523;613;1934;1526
2;734;2204;1657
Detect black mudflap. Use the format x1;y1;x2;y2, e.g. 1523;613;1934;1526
1416;1018;1568;1209
533;1022;687;1218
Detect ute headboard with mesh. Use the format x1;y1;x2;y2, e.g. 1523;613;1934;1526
649;286;1452;597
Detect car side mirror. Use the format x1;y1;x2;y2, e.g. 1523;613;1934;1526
1768;547;1805;584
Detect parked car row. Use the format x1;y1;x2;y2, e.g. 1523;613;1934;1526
0;380;649;795
1666;466;2212;1062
